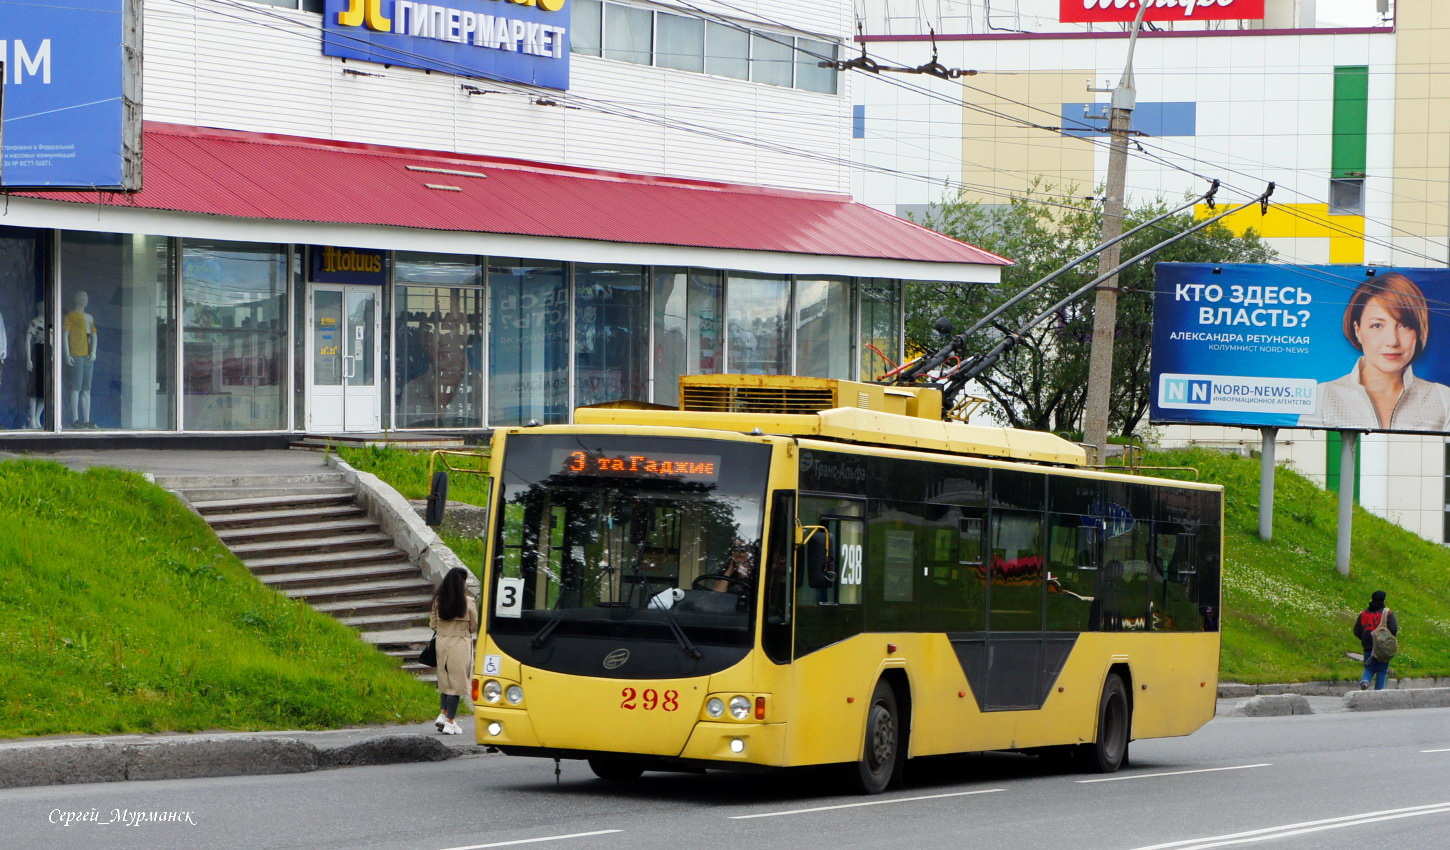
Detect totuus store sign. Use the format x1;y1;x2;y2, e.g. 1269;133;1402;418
1060;0;1265;23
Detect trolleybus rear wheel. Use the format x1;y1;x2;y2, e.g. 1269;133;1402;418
853;680;901;794
588;758;645;781
1078;673;1130;773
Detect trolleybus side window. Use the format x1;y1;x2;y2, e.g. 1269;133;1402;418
1046;511;1100;632
794;495;864;656
988;509;1045;631
911;502;979;632
1096;481;1154;632
938;512;987;631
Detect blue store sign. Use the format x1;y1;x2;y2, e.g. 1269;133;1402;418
0;0;140;190
323;0;570;91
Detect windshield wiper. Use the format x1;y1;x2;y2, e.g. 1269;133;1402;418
529;566;579;650
529;599;569;650
621;542;701;660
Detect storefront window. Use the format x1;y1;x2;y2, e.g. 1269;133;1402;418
575;263;648;408
726;273;790;375
750;31;794;87
571;0;602;56
657;12;704;72
0;227;48;430
181;240;288;430
652;268;722;407
705;22;749;79
395;251;483;287
489;258;568;425
604;3;652;65
795;276;852;378
860;278;901;381
795;39;838;94
396;286;485;429
58;233;175;431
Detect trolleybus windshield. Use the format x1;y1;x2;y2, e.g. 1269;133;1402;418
489;434;773;654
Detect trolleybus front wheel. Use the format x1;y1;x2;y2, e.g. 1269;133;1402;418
853;679;903;794
1078;673;1130;773
588;758;645;781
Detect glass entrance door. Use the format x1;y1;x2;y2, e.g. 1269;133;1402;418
308;284;380;432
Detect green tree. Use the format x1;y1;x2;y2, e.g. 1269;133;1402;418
908;185;1277;437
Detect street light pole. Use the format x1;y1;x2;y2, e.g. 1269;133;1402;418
1082;4;1147;460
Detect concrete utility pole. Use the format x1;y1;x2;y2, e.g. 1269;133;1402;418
1082;3;1147;460
1336;431;1358;576
1259;427;1277;541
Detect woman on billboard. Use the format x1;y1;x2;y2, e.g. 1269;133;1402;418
1299;273;1450;431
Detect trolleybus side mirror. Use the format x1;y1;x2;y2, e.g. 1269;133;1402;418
425;470;449;527
800;526;835;589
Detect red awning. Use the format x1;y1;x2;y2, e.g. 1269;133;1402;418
22;123;1008;268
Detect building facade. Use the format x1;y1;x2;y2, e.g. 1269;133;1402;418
850;0;1450;542
0;0;1006;441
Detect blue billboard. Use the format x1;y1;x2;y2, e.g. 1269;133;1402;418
0;0;139;190
323;0;570;91
1151;263;1450;434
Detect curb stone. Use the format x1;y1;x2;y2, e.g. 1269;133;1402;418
1228;694;1313;717
1343;686;1450;712
0;734;479;790
1218;677;1450;699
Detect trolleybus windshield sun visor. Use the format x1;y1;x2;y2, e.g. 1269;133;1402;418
490;435;773;651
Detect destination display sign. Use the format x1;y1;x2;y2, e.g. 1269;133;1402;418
552;448;721;482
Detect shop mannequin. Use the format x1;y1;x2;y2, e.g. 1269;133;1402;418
25;302;45;429
62;290;97;427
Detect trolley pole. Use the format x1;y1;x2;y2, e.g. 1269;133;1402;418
1082;3;1147;458
1258;427;1277;541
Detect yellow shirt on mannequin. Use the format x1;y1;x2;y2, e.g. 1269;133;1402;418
63;311;95;357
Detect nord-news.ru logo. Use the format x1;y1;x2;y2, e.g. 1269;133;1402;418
1163;378;1213;405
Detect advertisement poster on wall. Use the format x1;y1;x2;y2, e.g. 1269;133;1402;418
0;0;141;190
1059;0;1265;23
1151;263;1450;434
323;0;570;90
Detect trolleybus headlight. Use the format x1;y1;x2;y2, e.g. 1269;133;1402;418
505;684;524;705
482;680;503;704
729;738;745;754
487;721;502;736
729;696;750;720
706;697;725;718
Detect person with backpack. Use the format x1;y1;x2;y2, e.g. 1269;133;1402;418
1352;590;1399;690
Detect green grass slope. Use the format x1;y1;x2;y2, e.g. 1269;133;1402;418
0;460;437;737
1152;448;1450;683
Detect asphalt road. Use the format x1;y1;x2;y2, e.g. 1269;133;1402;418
4;707;1448;850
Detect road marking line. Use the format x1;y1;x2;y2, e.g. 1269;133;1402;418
1130;802;1450;850
1422;747;1450;753
728;788;1003;819
1076;763;1272;784
438;830;623;850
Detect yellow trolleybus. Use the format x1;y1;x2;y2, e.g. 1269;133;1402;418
471;375;1222;793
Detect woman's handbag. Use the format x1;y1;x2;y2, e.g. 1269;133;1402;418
416;635;437;667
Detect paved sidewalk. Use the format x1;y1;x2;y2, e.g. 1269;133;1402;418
0;716;488;791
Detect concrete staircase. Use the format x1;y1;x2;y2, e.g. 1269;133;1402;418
158;472;437;681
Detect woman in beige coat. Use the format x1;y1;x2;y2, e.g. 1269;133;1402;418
430;567;478;735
